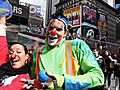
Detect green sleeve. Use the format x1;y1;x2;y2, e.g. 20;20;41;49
64;39;104;89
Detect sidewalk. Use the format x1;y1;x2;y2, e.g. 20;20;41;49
105;74;119;90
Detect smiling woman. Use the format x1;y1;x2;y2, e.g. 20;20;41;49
9;42;29;69
0;0;30;89
0;42;30;90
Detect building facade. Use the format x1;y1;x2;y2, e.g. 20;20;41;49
56;0;119;47
6;0;45;48
55;0;119;52
116;0;120;44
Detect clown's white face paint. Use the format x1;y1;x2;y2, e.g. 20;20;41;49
46;19;67;46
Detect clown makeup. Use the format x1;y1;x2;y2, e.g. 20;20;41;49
49;24;63;32
9;44;29;69
46;19;67;46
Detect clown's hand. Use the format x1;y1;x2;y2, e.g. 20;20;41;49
45;72;64;89
21;78;34;89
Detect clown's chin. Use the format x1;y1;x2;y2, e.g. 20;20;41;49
47;37;58;46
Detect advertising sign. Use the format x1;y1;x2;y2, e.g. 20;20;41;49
82;26;99;40
11;3;29;18
82;4;97;26
97;11;108;30
29;5;41;17
64;6;81;27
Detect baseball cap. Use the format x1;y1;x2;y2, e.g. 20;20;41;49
0;0;12;19
49;13;68;30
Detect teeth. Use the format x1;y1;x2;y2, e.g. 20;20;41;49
13;60;19;62
12;59;19;63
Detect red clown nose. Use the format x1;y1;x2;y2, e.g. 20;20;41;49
51;29;57;35
11;54;16;59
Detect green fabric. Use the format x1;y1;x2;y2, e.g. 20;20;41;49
30;39;104;89
47;74;64;89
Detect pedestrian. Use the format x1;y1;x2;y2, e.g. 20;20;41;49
21;13;104;90
92;48;106;90
103;50;114;90
112;54;120;90
0;0;13;66
68;24;77;40
93;48;106;72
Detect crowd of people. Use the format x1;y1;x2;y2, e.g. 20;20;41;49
0;0;119;90
92;46;120;90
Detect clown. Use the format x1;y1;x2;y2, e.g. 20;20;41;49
22;13;104;90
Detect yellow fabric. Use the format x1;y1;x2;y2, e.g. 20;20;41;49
48;74;64;89
65;41;80;76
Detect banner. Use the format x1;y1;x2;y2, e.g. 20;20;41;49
82;4;97;26
97;11;108;29
64;6;81;27
29;5;41;17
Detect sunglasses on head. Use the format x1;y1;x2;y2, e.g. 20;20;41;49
49;25;63;31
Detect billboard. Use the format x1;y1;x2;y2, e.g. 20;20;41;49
82;4;97;26
64;6;81;27
97;11;108;30
29;5;41;17
82;26;99;40
11;3;29;18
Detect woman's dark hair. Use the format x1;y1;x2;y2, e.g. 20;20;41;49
8;42;28;54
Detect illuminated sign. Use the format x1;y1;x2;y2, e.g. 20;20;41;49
29;5;41;17
97;11;108;29
11;3;29;18
82;4;97;26
64;6;81;26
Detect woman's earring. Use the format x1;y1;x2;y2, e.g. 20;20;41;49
25;60;28;64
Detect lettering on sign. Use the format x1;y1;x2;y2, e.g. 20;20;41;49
13;6;22;15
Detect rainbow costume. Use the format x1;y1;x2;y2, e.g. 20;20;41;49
30;39;104;90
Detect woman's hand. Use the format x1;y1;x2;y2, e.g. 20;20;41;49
0;16;6;25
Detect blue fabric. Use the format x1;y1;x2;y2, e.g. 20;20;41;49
65;77;91;90
49;13;68;30
0;0;12;18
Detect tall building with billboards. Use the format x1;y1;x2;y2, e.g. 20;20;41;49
55;0;119;52
6;0;46;48
116;0;120;43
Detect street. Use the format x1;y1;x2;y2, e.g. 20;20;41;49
105;74;119;90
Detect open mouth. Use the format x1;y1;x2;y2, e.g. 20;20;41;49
10;58;20;65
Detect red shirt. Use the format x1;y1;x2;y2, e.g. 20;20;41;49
0;74;30;90
0;36;8;66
